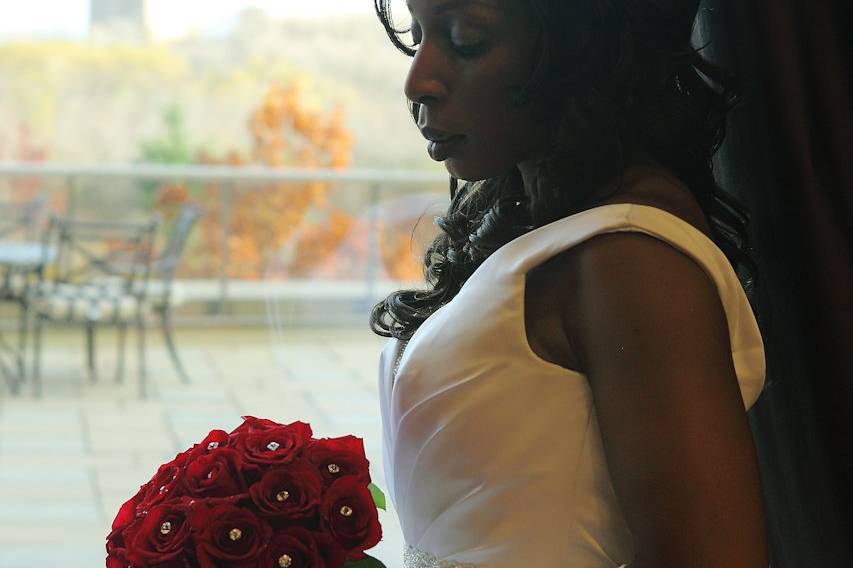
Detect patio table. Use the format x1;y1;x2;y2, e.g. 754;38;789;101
0;241;56;393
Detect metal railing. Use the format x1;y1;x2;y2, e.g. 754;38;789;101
0;162;451;325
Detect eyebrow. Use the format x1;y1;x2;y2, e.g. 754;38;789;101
435;0;498;16
407;0;499;17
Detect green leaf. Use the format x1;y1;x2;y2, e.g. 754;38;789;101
368;482;386;511
345;554;387;568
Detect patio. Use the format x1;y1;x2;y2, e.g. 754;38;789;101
0;325;405;567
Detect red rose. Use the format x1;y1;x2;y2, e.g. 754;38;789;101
107;517;141;557
191;503;272;567
109;418;385;568
248;460;323;521
261;526;347;568
114;517;143;563
106;527;125;556
189;430;230;460
234;422;313;467
183;448;246;498
319;476;382;558
160;449;193;471
230;416;286;435
304;436;371;487
106;547;129;568
110;482;149;545
126;503;192;567
141;456;188;510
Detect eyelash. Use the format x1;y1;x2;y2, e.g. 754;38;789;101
410;24;485;59
450;42;486;58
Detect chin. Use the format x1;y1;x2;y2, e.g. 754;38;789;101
444;158;510;183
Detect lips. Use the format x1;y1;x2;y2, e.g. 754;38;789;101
420;127;465;161
427;136;465;161
419;126;461;143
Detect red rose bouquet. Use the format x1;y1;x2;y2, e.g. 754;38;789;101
107;416;387;567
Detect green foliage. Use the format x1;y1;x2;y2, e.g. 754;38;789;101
368;483;387;511
140;104;193;164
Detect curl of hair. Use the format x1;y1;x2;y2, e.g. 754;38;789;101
370;0;762;342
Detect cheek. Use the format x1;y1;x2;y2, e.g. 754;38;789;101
452;102;546;179
472;62;544;144
445;49;545;179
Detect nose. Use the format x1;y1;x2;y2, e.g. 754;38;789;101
403;44;449;111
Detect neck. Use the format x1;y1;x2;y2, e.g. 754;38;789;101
516;147;666;202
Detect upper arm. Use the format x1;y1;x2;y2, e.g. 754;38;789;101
565;232;768;567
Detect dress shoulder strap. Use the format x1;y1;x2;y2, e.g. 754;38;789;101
496;203;725;281
488;202;765;409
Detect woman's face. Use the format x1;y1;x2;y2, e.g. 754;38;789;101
404;0;551;181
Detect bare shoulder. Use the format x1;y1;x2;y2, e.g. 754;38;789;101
560;232;769;566
565;230;724;361
559;229;726;375
523;170;714;372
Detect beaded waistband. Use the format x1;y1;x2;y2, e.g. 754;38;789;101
403;545;632;567
404;545;478;568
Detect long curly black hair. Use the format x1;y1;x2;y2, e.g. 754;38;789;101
370;0;760;342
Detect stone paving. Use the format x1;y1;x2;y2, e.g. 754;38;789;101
0;327;405;567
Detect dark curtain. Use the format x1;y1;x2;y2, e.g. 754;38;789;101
694;0;853;565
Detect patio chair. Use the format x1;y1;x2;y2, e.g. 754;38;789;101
29;215;159;398
0;195;47;240
145;204;201;384
0;195;49;299
0;195;49;392
92;204;200;385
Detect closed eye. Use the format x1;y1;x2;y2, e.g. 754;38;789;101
409;22;487;59
449;41;487;58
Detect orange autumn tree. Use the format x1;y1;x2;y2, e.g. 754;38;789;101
240;82;429;281
234;82;358;279
154;81;357;279
153;80;429;282
379;222;427;282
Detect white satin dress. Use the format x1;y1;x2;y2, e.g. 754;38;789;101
378;203;767;567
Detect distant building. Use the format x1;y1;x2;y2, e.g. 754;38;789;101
89;0;149;42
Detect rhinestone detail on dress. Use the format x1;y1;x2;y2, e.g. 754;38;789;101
404;545;478;568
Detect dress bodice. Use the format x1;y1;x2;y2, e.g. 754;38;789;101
378;203;766;567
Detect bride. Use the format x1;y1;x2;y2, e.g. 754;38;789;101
370;1;769;566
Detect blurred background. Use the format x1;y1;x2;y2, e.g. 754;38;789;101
0;0;438;565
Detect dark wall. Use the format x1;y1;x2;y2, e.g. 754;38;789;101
694;1;853;565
